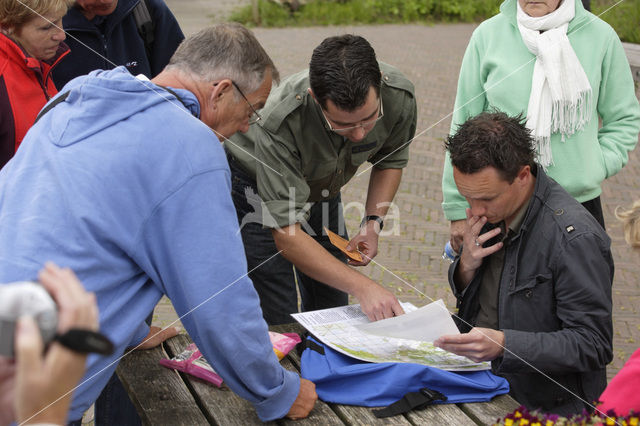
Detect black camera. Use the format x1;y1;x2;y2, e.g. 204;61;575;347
0;281;58;358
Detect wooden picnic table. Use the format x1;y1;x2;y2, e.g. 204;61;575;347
117;323;519;425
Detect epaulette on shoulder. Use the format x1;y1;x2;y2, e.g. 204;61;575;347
261;90;307;134
548;205;593;240
380;63;415;96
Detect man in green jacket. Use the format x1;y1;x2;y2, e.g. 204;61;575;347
225;34;417;324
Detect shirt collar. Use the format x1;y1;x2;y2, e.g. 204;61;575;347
507;197;531;236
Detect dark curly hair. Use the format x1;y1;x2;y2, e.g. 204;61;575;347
445;111;536;182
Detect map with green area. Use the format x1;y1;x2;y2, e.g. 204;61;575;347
292;303;489;371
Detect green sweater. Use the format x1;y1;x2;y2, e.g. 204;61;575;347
442;0;640;221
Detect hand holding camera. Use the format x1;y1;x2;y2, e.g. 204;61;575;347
0;263;111;426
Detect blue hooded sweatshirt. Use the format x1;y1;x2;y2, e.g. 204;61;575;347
0;67;300;421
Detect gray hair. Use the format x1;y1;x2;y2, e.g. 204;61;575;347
166;23;279;94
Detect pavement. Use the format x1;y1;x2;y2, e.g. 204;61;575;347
157;0;640;381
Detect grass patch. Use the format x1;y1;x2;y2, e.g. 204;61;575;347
231;0;639;43
230;0;502;27
593;0;640;43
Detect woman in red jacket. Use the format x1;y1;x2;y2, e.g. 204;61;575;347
0;0;73;169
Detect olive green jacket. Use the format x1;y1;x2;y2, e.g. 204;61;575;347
226;63;417;228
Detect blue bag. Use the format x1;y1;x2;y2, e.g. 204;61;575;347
300;335;509;409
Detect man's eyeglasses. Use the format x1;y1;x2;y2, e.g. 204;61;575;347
231;81;262;125
320;99;384;135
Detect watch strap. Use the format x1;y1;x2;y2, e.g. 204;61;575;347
55;329;114;355
360;215;384;230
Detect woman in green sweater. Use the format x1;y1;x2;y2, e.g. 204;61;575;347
442;0;640;250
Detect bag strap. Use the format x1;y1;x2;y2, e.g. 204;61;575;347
302;337;325;355
35;85;192;127
34;91;70;123
158;85;199;118
372;387;448;418
132;0;155;59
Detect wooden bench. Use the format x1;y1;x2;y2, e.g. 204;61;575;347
117;324;519;425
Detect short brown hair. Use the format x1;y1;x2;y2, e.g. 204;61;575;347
445;111;536;183
616;200;640;248
0;0;73;29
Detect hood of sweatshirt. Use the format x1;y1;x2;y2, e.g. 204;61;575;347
46;67;200;147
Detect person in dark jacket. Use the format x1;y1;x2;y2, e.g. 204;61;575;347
52;0;184;89
0;0;72;169
434;112;613;417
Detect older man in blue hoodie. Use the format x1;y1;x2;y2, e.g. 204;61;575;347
0;23;316;424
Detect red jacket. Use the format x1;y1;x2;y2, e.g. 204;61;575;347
0;33;69;169
598;348;640;416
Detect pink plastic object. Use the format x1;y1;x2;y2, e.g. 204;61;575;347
159;333;302;386
270;332;301;360
159;343;223;387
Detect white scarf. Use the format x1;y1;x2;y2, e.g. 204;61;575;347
517;0;592;168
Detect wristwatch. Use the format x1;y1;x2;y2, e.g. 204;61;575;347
360;215;384;230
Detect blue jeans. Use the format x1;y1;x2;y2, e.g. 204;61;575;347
67;373;141;426
229;157;349;325
94;373;141;426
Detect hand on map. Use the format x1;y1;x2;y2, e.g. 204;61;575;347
434;327;505;362
346;223;380;266
356;283;404;321
286;378;317;419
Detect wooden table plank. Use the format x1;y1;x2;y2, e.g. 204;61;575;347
120;325;520;425
407;403;479;425
163;334;274;425
272;357;343;426
164;334;345;426
331;405;411;426
278;400;345;426
117;341;209;425
458;394;521;425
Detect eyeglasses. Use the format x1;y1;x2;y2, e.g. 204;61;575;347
231;81;262;125
319;99;384;135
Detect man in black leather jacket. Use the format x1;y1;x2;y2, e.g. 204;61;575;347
435;112;613;417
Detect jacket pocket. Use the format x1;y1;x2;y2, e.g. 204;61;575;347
350;138;381;166
507;273;558;331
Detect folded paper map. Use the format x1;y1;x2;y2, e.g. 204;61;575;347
355;299;460;342
291;300;490;371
